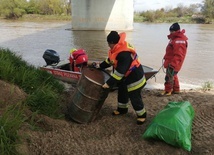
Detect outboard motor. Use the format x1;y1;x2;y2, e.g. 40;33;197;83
43;49;60;66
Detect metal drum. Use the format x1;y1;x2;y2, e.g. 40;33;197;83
68;67;110;123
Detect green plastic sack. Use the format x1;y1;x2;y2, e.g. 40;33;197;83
142;101;195;151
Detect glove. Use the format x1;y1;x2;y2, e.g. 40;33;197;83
92;62;97;68
88;62;99;68
167;66;174;83
102;83;110;89
167;66;174;76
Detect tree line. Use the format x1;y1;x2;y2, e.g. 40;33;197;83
135;0;214;23
0;0;71;19
0;0;213;23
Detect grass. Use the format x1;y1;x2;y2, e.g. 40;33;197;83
201;81;213;92
0;102;26;155
1;13;213;24
20;14;71;21
134;13;196;23
0;47;66;154
0;48;65;117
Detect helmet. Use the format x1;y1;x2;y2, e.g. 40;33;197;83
70;48;77;54
72;49;88;66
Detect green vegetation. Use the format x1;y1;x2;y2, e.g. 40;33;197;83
0;48;66;154
20;14;71;21
201;81;213;91
0;0;71;19
201;0;214;19
0;103;25;155
0;0;213;23
134;1;214;24
0;48;65;117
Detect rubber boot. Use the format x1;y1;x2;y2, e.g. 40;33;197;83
112;107;128;116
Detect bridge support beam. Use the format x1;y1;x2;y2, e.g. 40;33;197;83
71;0;133;30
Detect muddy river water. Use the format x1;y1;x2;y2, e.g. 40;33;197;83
0;20;214;89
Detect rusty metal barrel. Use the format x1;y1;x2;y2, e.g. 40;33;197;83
68;67;110;123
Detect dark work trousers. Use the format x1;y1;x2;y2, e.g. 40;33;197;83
117;82;144;111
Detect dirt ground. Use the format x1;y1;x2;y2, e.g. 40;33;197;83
0;80;214;155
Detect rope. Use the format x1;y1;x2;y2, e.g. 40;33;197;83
166;64;174;85
149;58;164;81
148;59;174;88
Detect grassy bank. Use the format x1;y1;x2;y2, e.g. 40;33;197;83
0;14;71;22
134;12;213;24
20;14;72;21
0;48;65;154
134;14;194;23
1;13;212;24
22;14;213;24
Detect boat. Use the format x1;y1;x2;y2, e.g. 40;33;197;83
40;49;158;85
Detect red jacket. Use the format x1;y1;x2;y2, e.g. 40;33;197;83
69;49;88;72
163;29;188;72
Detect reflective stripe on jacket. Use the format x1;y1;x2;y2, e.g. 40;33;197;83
108;33;141;79
106;32;146;92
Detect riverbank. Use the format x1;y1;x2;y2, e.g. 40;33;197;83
0;48;65;154
0;48;213;154
1;14;213;24
0;14;71;22
1;79;214;154
20;14;71;21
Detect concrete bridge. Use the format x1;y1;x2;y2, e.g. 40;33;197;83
71;0;133;30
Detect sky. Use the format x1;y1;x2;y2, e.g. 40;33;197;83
134;0;203;11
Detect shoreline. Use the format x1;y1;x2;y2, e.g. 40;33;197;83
145;80;202;90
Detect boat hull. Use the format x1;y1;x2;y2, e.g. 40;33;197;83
40;60;158;85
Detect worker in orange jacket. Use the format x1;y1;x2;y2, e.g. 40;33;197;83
99;31;147;125
161;23;188;96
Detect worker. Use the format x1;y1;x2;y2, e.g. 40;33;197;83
99;31;147;125
69;48;88;72
161;22;188;96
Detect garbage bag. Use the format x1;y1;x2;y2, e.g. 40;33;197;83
142;101;195;151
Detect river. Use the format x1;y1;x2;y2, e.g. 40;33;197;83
0;20;214;89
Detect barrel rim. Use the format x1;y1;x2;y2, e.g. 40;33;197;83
84;75;103;86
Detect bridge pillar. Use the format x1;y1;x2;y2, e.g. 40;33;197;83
71;0;133;30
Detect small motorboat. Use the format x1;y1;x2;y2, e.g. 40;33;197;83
40;49;158;85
